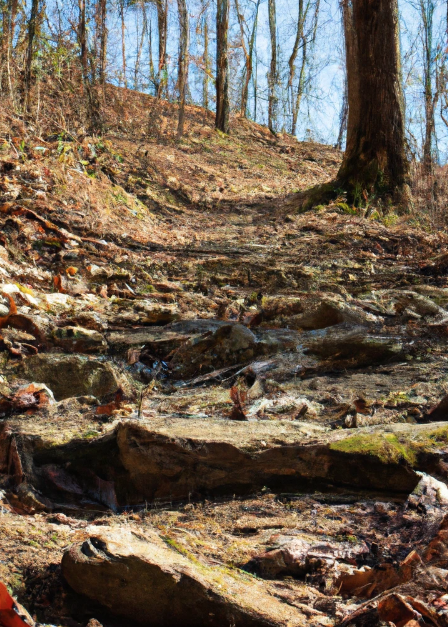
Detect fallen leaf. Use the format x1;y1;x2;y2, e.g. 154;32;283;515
96;388;124;416
0;293;17;327
53;275;66;293
0;581;34;627
229;386;248;421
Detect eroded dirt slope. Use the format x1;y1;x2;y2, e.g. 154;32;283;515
2;92;448;627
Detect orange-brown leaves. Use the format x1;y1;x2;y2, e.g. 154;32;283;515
229;386;248;421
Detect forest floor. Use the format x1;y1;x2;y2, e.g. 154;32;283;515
2;87;448;627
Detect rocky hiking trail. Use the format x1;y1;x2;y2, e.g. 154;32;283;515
3;98;448;626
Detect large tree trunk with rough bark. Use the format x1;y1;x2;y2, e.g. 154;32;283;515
215;0;230;133
337;0;410;206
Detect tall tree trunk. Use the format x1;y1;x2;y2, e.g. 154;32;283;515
119;0;127;88
1;0;16;99
134;1;145;91
291;0;319;135
98;0;107;85
156;0;167;98
202;10;209;109
253;24;258;121
288;0;307;132
78;0;88;82
420;0;436;173
291;39;307;136
1;2;10;92
267;0;278;132
176;0;189;138
337;0;410;206
24;0;39;112
216;0;230;132
146;9;156;91
236;0;259;117
78;0;102;130
336;0;351;149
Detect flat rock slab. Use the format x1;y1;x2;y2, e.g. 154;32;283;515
114;420;420;502
10;415;448;510
62;528;307;627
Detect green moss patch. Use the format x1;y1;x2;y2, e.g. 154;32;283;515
330;433;418;466
330;426;448;469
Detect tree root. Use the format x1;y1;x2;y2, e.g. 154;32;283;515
285;179;414;215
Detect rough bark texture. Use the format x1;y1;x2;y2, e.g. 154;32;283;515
288;0;308;135
156;0;168;99
176;0;189;138
24;0;39;111
202;10;209;110
96;0;107;85
337;0;410;205
236;0;259;117
0;1;11;95
215;0;230;133
267;0;278;133
119;0;127;88
420;0;437;173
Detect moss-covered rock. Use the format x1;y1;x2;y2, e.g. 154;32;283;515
22;354;124;400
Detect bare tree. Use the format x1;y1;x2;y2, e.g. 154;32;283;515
267;0;278;132
155;0;168;98
287;0;320;135
134;0;146;90
24;0;39;111
1;0;15;98
176;0;189;137
287;0;306;134
216;0;230;132
144;5;157;90
98;0;107;85
118;0;127;88
235;0;260;118
416;0;438;172
202;7;210;109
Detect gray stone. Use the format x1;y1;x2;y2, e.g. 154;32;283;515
22;354;123;401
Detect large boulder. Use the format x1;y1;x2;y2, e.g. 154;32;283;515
62;528;304;627
22;354;123;401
